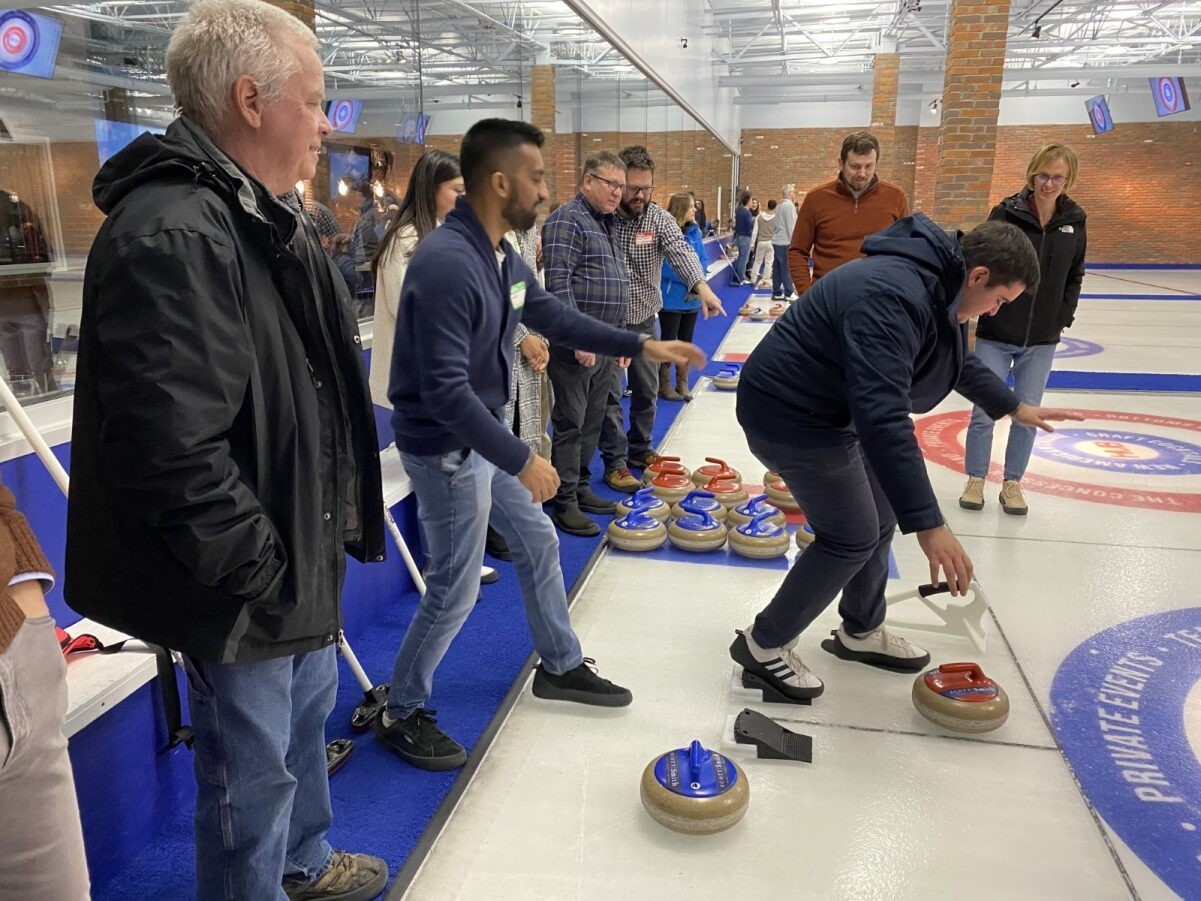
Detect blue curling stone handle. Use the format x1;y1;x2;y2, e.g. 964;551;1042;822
653;740;738;797
738;510;783;537
616;505;661;530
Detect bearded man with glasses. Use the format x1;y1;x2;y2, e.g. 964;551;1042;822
599;145;726;486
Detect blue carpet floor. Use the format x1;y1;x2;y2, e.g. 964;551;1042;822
92;266;749;899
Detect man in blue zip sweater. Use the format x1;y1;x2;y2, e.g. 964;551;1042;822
377;119;706;770
730;216;1083;701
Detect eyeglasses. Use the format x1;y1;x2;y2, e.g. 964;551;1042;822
1034;173;1067;186
586;172;626;193
625;184;654;197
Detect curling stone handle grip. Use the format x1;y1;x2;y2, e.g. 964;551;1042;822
919;580;976;598
704;456;728;468
688;740;704;781
936;662;986;679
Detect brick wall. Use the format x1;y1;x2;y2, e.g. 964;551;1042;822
932;0;1010;232
530;66;557;202
870;53;901;184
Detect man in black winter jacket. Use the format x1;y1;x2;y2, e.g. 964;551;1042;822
961;142;1087;515
65;1;388;898
730;215;1083;702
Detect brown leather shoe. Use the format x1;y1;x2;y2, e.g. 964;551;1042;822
627;451;661;470
603;468;640;493
283;851;388;900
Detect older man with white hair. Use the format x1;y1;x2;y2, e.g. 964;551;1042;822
65;0;388;898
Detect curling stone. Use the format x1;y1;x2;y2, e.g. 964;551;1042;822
640;739;749;835
749;307;770;321
765;478;801;513
649;472;694;505
729;511;790;559
762;469;780;487
768;303;787;319
666;500;728;552
703;477;750;510
727;493;787;528
712;367;741;390
641;454;691;485
795;523;815;548
669;490;728;523
737;303;757;318
606;505;668;552
691;456;742;487
618;487;671;523
912;662;1010;733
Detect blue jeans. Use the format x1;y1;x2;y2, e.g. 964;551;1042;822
771;244;794;297
386;448;583;719
731;236;752;285
964;339;1057;481
183;645;337;901
741;422;896;649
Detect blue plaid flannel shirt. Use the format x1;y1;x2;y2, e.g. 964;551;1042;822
542;193;630;326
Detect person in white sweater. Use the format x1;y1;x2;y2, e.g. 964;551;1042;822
749;199;777;288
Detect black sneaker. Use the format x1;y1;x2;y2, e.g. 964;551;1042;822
373;708;467;771
552;504;600;536
283;851;388;901
485;525;513;561
577;488;616;514
531;658;632;707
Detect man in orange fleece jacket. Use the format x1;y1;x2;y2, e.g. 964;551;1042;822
788;131;910;293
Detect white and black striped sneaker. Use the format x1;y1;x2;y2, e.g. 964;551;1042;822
729;627;824;700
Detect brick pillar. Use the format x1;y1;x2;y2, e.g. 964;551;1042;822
531;65;558;202
933;0;1011;232
869;52;900;183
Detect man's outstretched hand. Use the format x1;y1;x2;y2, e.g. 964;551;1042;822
1012;403;1085;433
642;339;707;368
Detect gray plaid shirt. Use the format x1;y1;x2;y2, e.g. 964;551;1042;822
614;202;707;325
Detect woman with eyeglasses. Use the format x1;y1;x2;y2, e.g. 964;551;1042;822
959;141;1087;516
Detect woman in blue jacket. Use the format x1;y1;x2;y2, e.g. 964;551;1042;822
731;216;1083;702
659;191;707;401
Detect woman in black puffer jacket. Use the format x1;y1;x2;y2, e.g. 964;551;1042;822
960;142;1086;517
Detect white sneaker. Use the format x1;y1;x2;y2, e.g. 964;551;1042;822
480;565;499;585
729;625;824;699
825;625;931;673
785;292;799;301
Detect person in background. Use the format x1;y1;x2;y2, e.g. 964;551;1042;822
749;198;777;289
0;473;90;901
960;142;1087;516
789;132;909;294
329;233;359;300
745;197;761;281
66;0;388;897
376;118;706;770
772;184;799;301
733;215;1083;702
505;225;552;462
543;151;632;535
658;191;706;402
601;144;725;487
731;191;754;286
694;197;709;236
352;178;399;264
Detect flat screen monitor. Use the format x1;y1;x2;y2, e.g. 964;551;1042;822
0;10;63;80
329;146;370;201
95;120;167;165
326;99;363;134
1085;95;1114;135
1149;76;1190;117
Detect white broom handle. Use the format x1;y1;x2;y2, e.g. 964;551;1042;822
0;378;69;497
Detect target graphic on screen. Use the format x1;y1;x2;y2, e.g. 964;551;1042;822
329;100;355;131
1086;95;1113;134
1150;76;1190;117
0;12;40;71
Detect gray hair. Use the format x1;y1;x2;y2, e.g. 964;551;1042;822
166;0;317;134
581;151;626;182
781;183;795;198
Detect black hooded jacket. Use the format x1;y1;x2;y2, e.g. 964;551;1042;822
977;187;1087;347
738;214;1018;534
65;118;385;662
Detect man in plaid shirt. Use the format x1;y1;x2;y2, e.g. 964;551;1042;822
542;151;634;536
600;146;725;484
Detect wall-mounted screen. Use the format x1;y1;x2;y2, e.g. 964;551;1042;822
1085;95;1114;135
0;10;63;80
1149;77;1190;117
326;99;363;134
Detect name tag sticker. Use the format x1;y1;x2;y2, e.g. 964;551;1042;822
510;280;526;309
635;230;654;247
